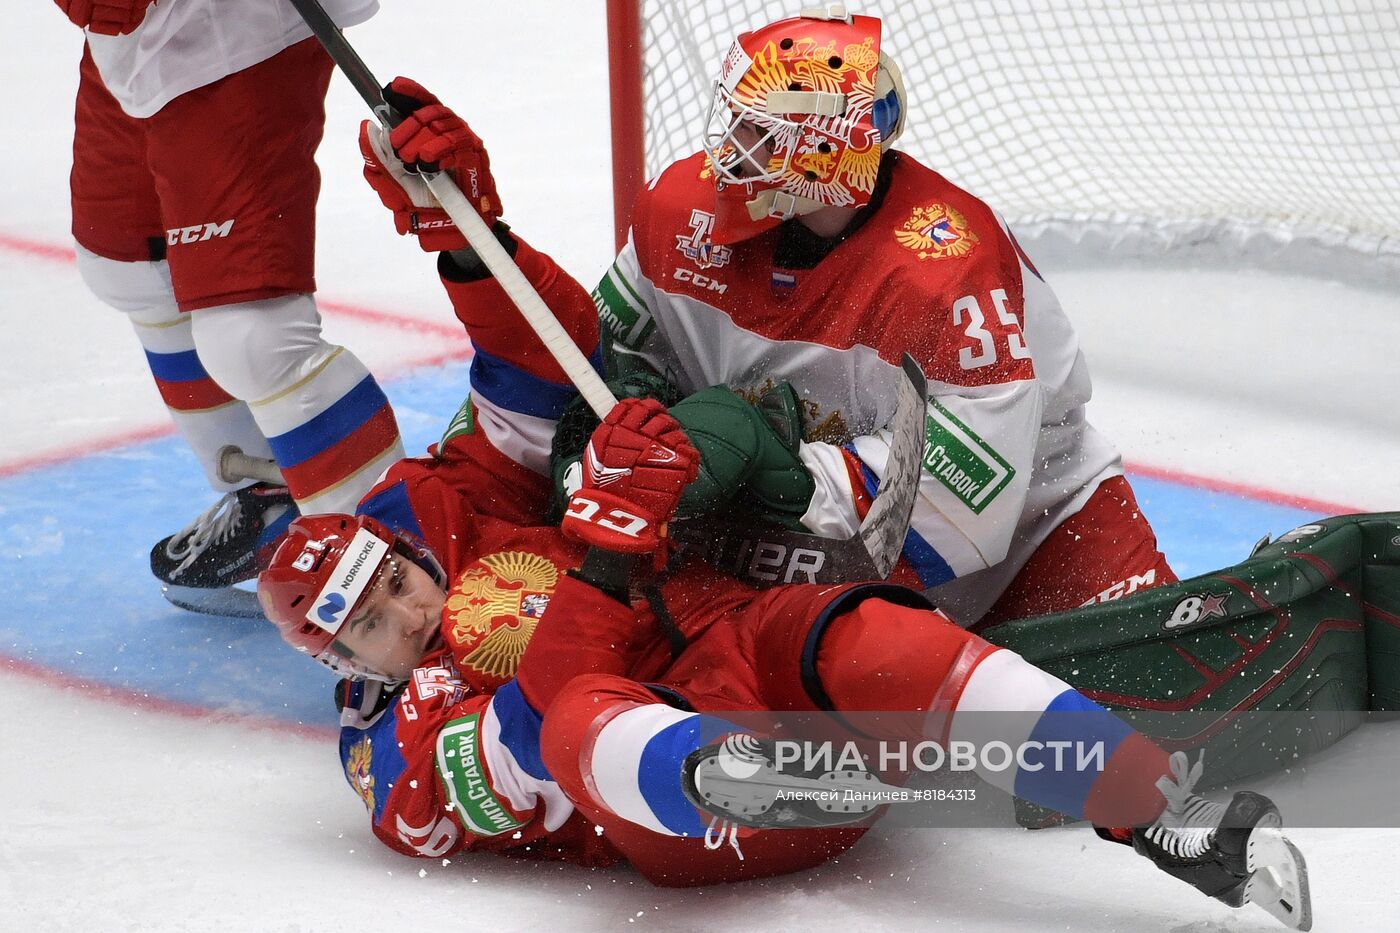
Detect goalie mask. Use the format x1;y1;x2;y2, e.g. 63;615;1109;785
258;514;445;683
702;5;906;245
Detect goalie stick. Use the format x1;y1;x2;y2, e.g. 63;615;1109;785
284;0;619;420
671;354;926;585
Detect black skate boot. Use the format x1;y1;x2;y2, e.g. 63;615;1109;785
1116;751;1312;930
682;734;898;830
150;483;297;617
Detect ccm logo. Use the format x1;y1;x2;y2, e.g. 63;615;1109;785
566;495;647;537
673;267;728;294
166;219;235;245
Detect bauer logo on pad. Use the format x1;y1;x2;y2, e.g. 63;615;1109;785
306;528;389;634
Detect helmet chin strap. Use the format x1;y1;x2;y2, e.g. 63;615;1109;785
745;188;827;222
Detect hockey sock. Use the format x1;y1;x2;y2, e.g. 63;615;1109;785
942;646;1172;826
544;676;739;839
75;245;272;490
191;294;404;514
817;598;1171;826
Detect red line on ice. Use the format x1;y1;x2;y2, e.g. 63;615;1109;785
0;651;337;740
1121;459;1364;515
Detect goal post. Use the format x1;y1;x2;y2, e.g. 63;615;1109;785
606;0;646;251
607;1;1400;283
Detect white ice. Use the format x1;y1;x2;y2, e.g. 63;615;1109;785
3;3;1398;931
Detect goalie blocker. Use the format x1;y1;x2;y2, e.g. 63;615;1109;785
981;511;1400;786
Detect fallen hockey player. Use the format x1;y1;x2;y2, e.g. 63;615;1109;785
257;393;1310;929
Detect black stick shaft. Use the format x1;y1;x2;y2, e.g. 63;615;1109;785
285;0;400;127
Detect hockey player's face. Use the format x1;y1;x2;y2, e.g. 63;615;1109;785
727;117;778;179
333;554;446;680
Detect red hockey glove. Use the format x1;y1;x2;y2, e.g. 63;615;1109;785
55;0;156;35
358;77;502;252
561;398;699;568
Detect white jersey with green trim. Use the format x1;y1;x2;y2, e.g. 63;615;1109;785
595;152;1123;624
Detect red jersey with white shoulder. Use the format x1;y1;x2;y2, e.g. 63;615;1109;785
84;0;378;117
335;233;756;865
594;150;1124;624
341;435;762;864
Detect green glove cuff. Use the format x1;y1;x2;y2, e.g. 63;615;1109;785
746;383;818;524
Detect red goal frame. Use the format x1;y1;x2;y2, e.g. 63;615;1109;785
606;0;646;252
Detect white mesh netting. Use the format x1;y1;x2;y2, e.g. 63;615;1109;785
634;1;1400;282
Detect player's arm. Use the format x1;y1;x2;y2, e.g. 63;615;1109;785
337;671;572;859
518;398;700;709
590;180;687;383
359;78;604;475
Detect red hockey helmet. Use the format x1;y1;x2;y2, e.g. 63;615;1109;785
257;514;443;680
702;5;906;244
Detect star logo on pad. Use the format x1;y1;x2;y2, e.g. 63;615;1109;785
1199;592;1228;620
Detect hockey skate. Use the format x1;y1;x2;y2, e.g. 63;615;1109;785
682;734;899;829
1115;751;1312;930
150;483;297;618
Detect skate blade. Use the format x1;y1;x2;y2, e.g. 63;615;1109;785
160;583;265;619
1244;822;1312;931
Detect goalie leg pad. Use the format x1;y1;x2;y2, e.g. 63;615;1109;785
980;513;1382;784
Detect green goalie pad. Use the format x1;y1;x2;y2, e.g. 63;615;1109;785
979;512;1400;787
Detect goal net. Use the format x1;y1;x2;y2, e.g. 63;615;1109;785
609;1;1400;283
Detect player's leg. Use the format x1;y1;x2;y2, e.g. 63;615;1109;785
976;475;1176;628
70;45;290;591
700;587;1309;926
537;673;865;886
149;38;405;522
746;587;1172;823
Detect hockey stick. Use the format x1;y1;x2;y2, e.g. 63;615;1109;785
671;354;926;584
216;445;283;487
285;0;618;420
859;354;927;578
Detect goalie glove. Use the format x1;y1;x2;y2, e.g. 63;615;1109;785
358;77;503;252
561;398;698;569
55;0;155;35
668;383;816;528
